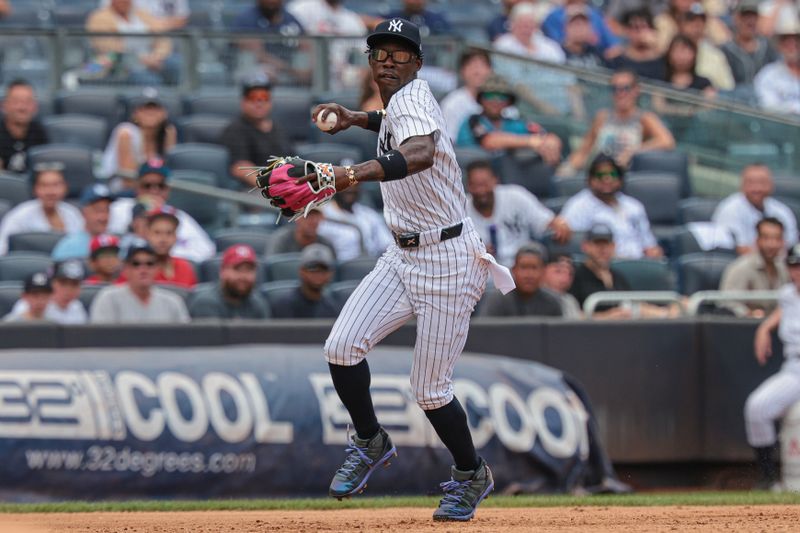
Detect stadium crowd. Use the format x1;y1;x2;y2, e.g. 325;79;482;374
0;0;799;322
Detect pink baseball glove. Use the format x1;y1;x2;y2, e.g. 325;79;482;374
250;156;336;221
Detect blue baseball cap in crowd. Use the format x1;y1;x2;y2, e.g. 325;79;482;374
79;183;114;206
138;158;171;180
586;223;614;242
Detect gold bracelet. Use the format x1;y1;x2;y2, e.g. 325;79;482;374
344;165;358;187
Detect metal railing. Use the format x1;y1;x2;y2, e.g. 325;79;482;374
583;291;685;317
686;290;779;316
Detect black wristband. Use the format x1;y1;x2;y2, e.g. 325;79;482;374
365;110;385;132
375;150;408;182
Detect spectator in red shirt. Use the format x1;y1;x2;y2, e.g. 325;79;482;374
86;234;122;284
117;206;197;288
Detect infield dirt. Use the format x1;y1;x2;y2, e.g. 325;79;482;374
1;506;799;532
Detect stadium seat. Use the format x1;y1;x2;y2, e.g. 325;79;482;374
542;231;585;258
677;197;719;224
271;87;313;142
312;91;361;114
610;258;675;291
337;257;376;282
53;5;94;27
774;176;800;202
295;143;362;166
453;147;491;184
264;253;303;282
54;89;123;126
0;172;30;206
177;114;230;144
199;254;268;284
0;281;23;317
0;252;53;282
500;153;554;198
213;228;274;254
260;280;300;308
676;252;736;295
629;150;690;198
8;232;65;254
623;172;681;226
328;279;360;307
166;143;231;188
167;170;225;232
42;114;109;151
313;125;377;161
27;144;95;199
184;91;240;117
0;199;10;223
78;283;108;313
552;175;585;197
0;6;51;28
543;195;570;215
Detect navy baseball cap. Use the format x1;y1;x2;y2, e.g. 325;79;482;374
53;259;86;281
242;73;272;96
367;18;423;57
300;244;335;270
24;271;52;293
79;183;114;206
138;158;171;180
129;86;164;109
586;223;614;242
124;237;156;262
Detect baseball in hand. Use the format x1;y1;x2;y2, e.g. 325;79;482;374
316;110;338;131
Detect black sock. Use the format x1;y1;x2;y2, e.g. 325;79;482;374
328;360;380;441
424;397;480;472
754;445;778;482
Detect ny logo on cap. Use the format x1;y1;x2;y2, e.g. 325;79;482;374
389;19;403;32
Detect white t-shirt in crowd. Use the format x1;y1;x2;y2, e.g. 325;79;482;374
90;284;190;324
6;298;87;324
100;123;145;179
560;189;658;259
440;87;481;142
319;202;393;260
712;192;799;248
754;61;800;115
0;200;84;255
493;31;566;64
101;0;190;18
467;184;555;267
108;197;216;262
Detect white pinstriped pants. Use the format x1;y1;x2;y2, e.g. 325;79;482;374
324;219;489;410
744;358;800;447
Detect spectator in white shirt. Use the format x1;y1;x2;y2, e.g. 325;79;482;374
465;160;570;266
108;159;215;262
440;48;493;141
6;260;89;324
319;186;393;261
712;163;798;255
560;154;663;259
0;163;84;255
494;2;566;64
2;272;52;323
754;16;800;114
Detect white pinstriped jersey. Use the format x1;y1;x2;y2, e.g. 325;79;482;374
378;79;467;234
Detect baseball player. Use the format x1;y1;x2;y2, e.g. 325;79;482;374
744;242;800;490
303;18;514;521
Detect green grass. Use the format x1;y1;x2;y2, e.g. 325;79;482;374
0;492;798;513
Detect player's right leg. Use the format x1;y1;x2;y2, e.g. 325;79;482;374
324;248;413;499
744;364;800;488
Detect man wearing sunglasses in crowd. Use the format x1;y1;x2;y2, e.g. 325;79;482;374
107;159;215;263
560;153;663;259
455;74;562;167
89;238;190;324
307;18;515;521
221;75;294;188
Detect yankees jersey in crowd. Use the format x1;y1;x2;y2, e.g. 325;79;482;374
378;79;467;234
560;189;657;259
779;283;800;358
467;184;555;267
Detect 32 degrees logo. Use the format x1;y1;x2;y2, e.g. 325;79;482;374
0;371;294;444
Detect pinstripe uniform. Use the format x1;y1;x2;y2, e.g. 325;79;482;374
323;79;511;410
745;283;800;447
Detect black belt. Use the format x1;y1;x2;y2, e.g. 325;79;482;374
394;222;463;249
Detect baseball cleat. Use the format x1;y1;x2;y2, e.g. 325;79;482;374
432;458;494;522
329;427;396;499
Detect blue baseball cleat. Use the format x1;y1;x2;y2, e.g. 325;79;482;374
432;458;494;521
329;427;396;500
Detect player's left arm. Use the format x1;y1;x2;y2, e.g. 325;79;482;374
296;134;435;192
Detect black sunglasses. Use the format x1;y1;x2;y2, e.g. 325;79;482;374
368;48;416;64
130;260;156;268
140;181;167;191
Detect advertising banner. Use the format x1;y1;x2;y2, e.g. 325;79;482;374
0;345;612;499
